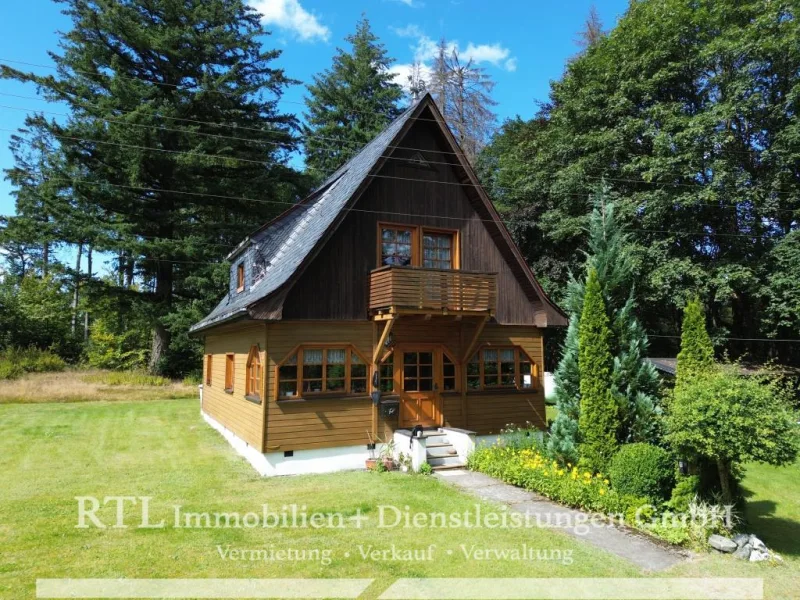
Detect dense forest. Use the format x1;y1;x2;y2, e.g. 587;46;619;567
1;0;798;376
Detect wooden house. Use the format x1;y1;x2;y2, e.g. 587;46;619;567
190;94;566;475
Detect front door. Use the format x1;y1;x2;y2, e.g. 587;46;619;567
398;349;440;428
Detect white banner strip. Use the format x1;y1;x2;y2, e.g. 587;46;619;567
378;578;764;600
36;578;374;599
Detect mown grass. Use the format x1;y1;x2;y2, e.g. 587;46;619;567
0;399;797;599
0;370;195;404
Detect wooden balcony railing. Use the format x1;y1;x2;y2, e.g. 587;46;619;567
369;266;497;315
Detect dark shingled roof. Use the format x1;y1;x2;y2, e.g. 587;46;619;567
189;97;424;334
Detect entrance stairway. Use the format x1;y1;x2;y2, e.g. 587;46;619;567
422;429;464;471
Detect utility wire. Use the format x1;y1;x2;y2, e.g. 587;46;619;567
4;125;800;218
27;173;793;241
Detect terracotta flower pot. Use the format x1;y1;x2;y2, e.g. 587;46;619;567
382;458;395;471
365;458;377;470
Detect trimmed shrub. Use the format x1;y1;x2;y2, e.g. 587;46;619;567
577;269;619;471
668;475;700;512
609;443;675;502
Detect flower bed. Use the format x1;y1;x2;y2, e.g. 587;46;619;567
467;441;733;549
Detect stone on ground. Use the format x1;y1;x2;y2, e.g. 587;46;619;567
708;534;738;553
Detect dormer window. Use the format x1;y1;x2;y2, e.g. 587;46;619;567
236;263;245;293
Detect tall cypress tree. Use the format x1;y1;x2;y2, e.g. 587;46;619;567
577;269;618;471
675;297;715;390
548;186;661;463
304;16;404;176
2;0;304;373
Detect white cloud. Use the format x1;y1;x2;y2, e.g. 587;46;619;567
388;62;433;92
389;0;423;6
461;42;510;67
392;28;518;73
250;0;330;42
390;23;423;38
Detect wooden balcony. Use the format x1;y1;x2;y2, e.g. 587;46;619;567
369;266;497;317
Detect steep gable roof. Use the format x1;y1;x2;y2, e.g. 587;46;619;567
191;94;565;334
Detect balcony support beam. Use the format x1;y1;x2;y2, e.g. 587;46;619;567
461;315;489;363
373;315;398;364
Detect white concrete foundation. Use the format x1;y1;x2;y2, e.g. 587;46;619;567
201;410;376;477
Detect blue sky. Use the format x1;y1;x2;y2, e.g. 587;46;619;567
0;0;629;223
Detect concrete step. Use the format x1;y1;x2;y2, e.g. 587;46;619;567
424;434;449;445
427;455;464;468
426;447;459;460
431;463;466;472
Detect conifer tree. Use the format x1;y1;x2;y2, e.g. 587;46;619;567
304;16;404;176
577;269;618;471
547;186;661;462
675;297;715;390
2;0;303;373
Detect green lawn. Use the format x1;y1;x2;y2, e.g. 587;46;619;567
1;399;798;599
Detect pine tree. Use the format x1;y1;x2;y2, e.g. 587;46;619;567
547;186;661;462
577;269;618;471
2;0;304;373
575;5;605;51
675;297;715;390
304;16;404;176
429;40;498;163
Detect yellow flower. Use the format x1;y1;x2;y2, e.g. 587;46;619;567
584;472;591;478
599;489;606;496
603;479;609;485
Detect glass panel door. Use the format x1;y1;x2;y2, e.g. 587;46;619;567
422;232;453;269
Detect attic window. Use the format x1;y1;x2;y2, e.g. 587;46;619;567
236;263;245;293
407;152;430;168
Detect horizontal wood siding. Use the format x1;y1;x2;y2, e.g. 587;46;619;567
204;319;546;453
203;324;266;448
265;322;376;451
465;324;547;435
283;114;544;325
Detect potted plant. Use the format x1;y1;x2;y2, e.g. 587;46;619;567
365;432;378;470
379;439;396;471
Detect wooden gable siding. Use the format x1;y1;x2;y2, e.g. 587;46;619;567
203;323;267;448
260;319;545;452
282;117;544;325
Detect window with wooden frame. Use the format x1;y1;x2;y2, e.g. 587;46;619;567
245;346;262;401
466;346;539;391
276;346;370;399
380;225;415;266
236;262;245;293
379;351;395;393
205;354;213;386
422;231;454;270
224;353;234;392
442;351;458;391
378;223;458;270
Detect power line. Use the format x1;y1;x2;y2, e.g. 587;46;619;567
649;334;800;344
5;125;799;221
26;173;794;241
0;57;448;126
3;95;800;211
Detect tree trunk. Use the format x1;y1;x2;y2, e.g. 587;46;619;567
147;259;173;374
716;458;733;505
149;321;170;374
84;246;92;341
42;241;49;277
71;241;83;334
